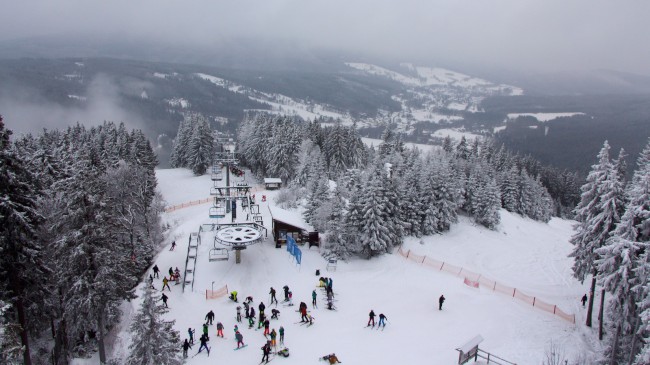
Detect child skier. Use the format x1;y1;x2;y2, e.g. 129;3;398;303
188;328;195;344
216;322;224;337
229;290;238;302
162;276;171;291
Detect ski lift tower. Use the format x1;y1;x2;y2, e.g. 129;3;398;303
209;136;266;263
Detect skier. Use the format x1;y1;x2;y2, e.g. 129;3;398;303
182;338;192;358
258;313;266;329
161;293;169;307
197;333;210;356
283;285;290;301
299;302;308;322
244;301;250;318
287;291;293;306
306;313;314;326
312;290;317;308
152;264;159;278
188;328;195;345
326;298;335;311
236;306;242;322
378;313;387;328
235;330;244;349
202;323;209;340
269;287;277;305
328;277;333;289
216;322;224;337
439;295;445;310
321;353;342;364
581;294;588;307
277;348;289;357
250;307;256;321
270;328;277;349
170;240;176;251
367;310;376;327
245;295;254;304
162;276;171;291
149;274;155;289
259;301;266;316
229;291;238;302
205;310;215;325
271;308;280;319
263;318;270;336
261;341;272;363
248;314;255;329
168;267;174;277
173;267;181;284
279;326;285;345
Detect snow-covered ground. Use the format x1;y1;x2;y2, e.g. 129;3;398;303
361;137;440;154
431;128;483;141
82;168;598;364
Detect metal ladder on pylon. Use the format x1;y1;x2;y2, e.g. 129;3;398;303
182;232;200;292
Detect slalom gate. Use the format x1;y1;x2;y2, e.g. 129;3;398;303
396;247;575;324
206;285;229;300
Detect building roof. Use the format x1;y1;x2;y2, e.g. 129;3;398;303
264;178;282;184
268;205;314;232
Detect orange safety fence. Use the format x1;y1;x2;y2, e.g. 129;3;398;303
396;247;575;324
206;285;229;300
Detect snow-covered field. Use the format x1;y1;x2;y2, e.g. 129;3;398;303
507;113;585;122
80;168;598;364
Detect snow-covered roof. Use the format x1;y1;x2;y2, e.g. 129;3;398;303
264;178;282;184
458;335;484;353
268;205;314;232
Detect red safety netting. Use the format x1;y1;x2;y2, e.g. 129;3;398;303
206;285;229;300
396;246;575;324
165;197;211;213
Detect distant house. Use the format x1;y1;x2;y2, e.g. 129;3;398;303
264;178;282;190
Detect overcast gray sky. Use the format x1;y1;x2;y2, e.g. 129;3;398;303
1;0;649;75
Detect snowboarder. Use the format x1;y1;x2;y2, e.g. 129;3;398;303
312;290;317;308
182;338;192;358
216;322;224;337
283;285;290;301
162;276;171;291
270;328;277;348
197;333;210;355
269;287;277;304
205;310;215;325
261;341;272;363
152;264;159;278
439;295;445;310
378;313;387;328
279;326;285;345
581;294;588;307
170;240;176;251
263;319;270;336
229;291;238;302
188;328;195;345
233;324;239;334
299;302;308;322
321;353;342;364
271;308;280;319
161;293;168;307
235;330;244;349
367;310;376;327
236;306;242;322
259;301;266;316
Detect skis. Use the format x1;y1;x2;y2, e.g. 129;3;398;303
234;344;248;350
193;347;211;357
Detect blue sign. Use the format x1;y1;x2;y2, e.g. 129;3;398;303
286;236;301;265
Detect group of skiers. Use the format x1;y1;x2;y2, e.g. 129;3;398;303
367;310;388;328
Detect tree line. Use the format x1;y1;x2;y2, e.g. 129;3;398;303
0;118;163;364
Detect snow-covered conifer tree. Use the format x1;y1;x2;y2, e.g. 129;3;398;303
126;287;181;365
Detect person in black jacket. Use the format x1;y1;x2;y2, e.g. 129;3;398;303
439;295;446;310
261;341;272;363
182;339;192;358
205;310;215;325
367;310;376;327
